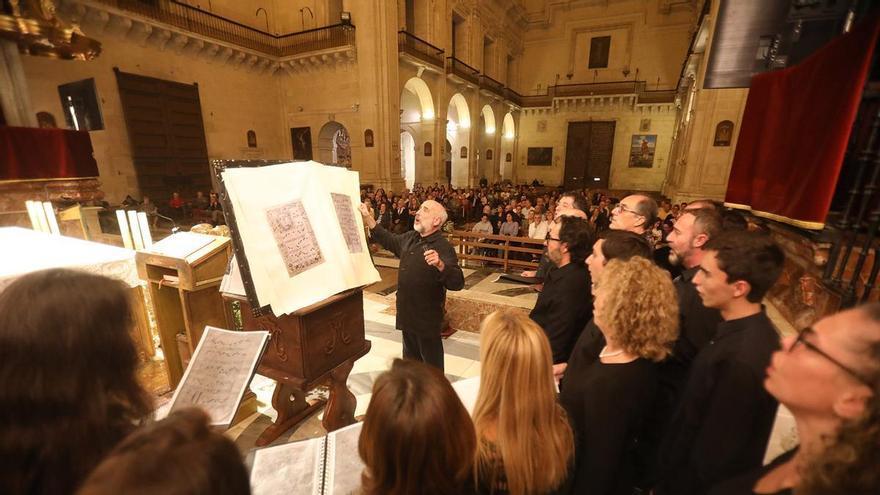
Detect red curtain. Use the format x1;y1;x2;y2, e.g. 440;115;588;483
0;127;99;180
725;15;880;229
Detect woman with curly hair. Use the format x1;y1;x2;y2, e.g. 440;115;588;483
473;309;574;495
0;269;153;495
558;257;679;495
709;304;880;495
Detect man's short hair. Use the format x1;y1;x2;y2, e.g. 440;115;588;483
600;230;652;262
562;191;590;216
685;207;723;240
685;199;720;211
557;216;594;265
704;230;784;303
633;195;659;228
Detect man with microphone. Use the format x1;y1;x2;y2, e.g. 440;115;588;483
359;200;464;371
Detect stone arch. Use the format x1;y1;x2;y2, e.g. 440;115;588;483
446;93;471;187
448;93;471;129
500;112;516;181
317;121;352;167
502;112;515;139
481;104;496;135
402;77;435;121
400;131;416;189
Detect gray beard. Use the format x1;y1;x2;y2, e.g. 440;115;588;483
668;250;684;267
414;222;425;234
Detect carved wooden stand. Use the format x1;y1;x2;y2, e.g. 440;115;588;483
224;289;369;446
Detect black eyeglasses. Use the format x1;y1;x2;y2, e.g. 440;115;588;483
792;327;873;386
545;233;561;242
612;203;644;217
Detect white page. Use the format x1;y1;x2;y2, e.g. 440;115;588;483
221;162;380;315
168;326;269;426
251;437;324;495
324;421;365;495
220;255;246;297
148;231;216;259
451;376;481;416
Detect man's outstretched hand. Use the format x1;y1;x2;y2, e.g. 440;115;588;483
359;202;377;230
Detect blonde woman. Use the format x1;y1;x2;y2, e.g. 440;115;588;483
473;309;574;495
558;257;678;495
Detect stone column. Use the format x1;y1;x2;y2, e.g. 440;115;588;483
0;41;37;127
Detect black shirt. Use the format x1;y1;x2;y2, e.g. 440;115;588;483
369;225;464;337
559;319;604;392
529;262;592;363
656;310;780;495
708;449;797;495
559;355;660;495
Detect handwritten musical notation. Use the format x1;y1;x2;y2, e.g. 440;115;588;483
265;200;324;278
169;326;269;426
251;437;321;495
331;193;363;254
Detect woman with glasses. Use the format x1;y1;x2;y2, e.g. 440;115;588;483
709;304;880;494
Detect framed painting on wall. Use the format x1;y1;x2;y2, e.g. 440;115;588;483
527;147;553;166
290;127;313;160
424;141;432;156
714;120;734;146
628;134;657;168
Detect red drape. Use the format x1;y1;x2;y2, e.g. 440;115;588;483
0;127;99;180
725;15;880;229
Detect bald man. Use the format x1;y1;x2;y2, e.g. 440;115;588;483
360;200;464;371
610;194;658;239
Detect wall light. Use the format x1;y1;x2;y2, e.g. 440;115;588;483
422;109;435;121
486;127;496;135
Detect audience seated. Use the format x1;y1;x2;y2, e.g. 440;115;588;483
499;213;520;237
473;309;574;495
359;359;476;495
168;191;186;220
76;408;250;495
206;192;224;226
559;257;679;494
709;304;880;495
0;269;153;495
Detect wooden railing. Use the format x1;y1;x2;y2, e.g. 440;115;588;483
446;56;480;85
553;80;645;97
398;31;444;68
446;231;544;272
91;0;354;57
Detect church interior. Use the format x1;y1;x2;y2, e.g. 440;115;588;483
2;0;880;494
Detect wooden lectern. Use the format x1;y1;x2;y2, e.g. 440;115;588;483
135;235;233;387
224;289;370;446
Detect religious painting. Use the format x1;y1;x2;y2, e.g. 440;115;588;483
364;129;374;147
588;35;611;69
505;152;512;162
460;146;468;159
424;141;432;156
628;134;657;168
247;130;257;148
36;111;57;128
58;78;104;131
537;120;547;133
640;118;651;132
486;149;493;160
714;120;734;146
290;127;313;160
527;147;553;166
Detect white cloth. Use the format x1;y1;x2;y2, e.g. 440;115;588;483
0;227;139;293
471;221;493;235
529;220;550;240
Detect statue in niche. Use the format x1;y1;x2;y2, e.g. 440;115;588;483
460;146;468;158
333;128;352;168
714;120;734;146
36;111;57;128
364;129;374;147
247;130;257;148
424;142;432;156
486;149;493;160
505;153;512;162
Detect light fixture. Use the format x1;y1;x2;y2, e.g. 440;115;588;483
340;11;352;26
422;109;435;120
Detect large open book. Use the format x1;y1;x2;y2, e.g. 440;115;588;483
250;421;365;495
166;326;269;428
220;161;380;316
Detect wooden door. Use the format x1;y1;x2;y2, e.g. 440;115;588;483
563;121;615;190
115;69;211;202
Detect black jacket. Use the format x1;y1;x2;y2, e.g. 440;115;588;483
656;310;780;495
529;262;592;363
369;225;464;336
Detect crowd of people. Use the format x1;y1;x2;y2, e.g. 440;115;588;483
2;185;879;495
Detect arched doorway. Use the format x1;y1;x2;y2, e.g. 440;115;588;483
400;131;416;189
479;104;496;181
401;78;435;186
501;112;516;181
317;121;352;167
446;93;471;187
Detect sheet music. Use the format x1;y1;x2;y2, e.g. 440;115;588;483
220;255;246;297
168;326;269;426
331;193;363;254
451;376;481;416
251;437;323;495
325;422;365;495
148;232;215;259
265;200;324;278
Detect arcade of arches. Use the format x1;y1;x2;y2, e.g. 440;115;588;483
10;0;744;203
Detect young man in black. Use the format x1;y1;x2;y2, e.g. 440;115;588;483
655;230;785;494
529;215;594;364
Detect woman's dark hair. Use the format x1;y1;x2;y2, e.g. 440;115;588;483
359;359;476;495
0;269;153;495
76;408;250;495
600;229;652;261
